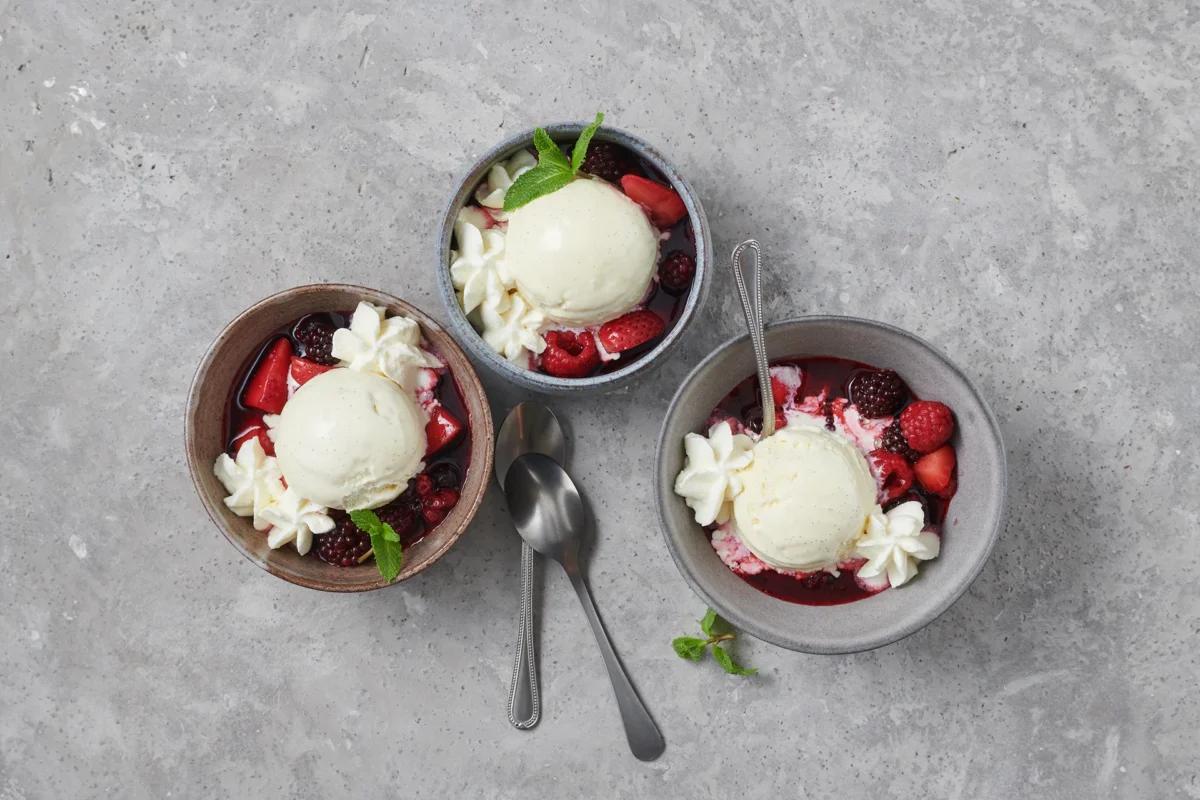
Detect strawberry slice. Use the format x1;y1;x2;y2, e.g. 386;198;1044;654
232;412;274;456
425;406;465;456
289;356;334;388
914;445;957;498
598;309;666;354
619;174;687;228
770;376;791;408
242;338;293;414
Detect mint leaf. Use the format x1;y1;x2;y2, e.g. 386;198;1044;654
371;535;403;582
532;127;571;171
349;509;386;537
349;509;404;582
502;167;575;212
711;644;757;676
699;608;733;638
672;636;708;661
502;115;606;212
571;111;605;173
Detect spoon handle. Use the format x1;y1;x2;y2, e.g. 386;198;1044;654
506;541;540;729
731;239;775;437
566;570;666;761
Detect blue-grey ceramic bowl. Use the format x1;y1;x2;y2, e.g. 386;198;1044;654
656;316;1007;654
436;122;711;394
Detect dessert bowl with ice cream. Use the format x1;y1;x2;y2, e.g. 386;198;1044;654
437;113;711;393
185;285;493;591
656;317;1006;653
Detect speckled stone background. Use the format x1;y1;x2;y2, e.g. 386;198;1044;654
2;1;1198;797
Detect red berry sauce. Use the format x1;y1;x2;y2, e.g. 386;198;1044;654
704;356;953;606
223;310;472;558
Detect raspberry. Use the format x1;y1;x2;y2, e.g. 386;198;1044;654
578;142;631;185
899;401;955;454
658;252;696;295
415;474;435;497
850;369;906;418
539;330;601;378
424;488;460;511
869;449;915;503
799;571;834;589
293;316;338;365
417;487;460;529
880;420;920;462
316;517;372;567
375;499;421;545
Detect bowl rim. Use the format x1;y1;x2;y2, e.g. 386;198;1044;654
655;314;1007;653
435;121;712;394
184;282;495;592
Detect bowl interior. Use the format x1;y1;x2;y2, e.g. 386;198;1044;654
435;123;712;394
656;316;1006;653
185;284;494;592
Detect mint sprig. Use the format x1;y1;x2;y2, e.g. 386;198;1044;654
671;609;757;676
502;112;605;212
349;509;404;582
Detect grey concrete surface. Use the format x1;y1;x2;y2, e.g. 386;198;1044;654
2;1;1197;798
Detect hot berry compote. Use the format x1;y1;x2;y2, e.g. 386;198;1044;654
448;114;699;380
214;301;471;578
676;357;958;606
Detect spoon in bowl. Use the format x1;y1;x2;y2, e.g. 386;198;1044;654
731;239;775;437
505;453;666;762
494;403;567;730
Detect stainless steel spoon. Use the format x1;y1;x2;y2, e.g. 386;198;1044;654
494;403;566;730
504;453;666;762
731;239;776;437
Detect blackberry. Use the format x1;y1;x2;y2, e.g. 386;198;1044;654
316;517;372;567
799;571;834;589
741;403;765;435
293;316;338;365
427;462;462;490
377;495;419;532
850;369;906;418
658;252;696;295
880;419;920;462
578;142;631;184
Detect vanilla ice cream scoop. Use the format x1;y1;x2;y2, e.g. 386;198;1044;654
271;369;427;510
504;178;659;326
733;426;877;572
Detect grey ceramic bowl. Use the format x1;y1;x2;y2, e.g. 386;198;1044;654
436;122;712;394
656;316;1006;654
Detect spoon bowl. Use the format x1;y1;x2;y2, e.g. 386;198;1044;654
504;453;584;565
495;403;567;488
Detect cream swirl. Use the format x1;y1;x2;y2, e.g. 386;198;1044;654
332;302;442;393
853;501;939;589
674;420;755;526
257;487;335;556
475;150;537;216
479;292;546;363
213;437;284;530
449;207;512;316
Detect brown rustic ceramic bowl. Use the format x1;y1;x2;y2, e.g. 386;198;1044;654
185;284;494;592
